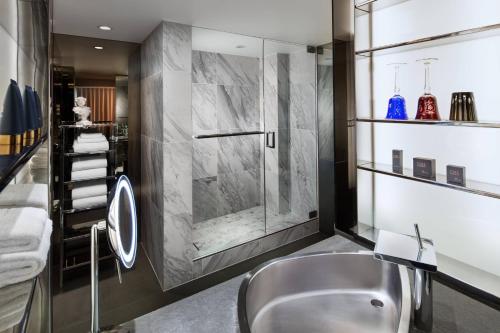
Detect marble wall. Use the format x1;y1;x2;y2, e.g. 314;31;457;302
264;53;291;217
141;21;194;291
192;51;262;224
289;50;318;221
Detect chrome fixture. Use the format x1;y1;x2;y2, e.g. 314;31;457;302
374;224;437;332
91;175;138;333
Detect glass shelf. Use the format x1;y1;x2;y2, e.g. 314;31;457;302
355;0;409;16
355;23;500;56
357;118;500;128
0;135;47;193
62;205;107;215
357;160;500;200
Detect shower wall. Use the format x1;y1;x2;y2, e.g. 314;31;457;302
141;21;194;290
192;51;262;223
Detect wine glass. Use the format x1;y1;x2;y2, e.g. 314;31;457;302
385;63;408;120
415;58;440;120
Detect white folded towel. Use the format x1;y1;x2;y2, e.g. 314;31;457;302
76;135;107;144
72;157;107;172
72;195;107;210
0;184;48;211
0;220;52;288
0;280;32;331
72;182;107;200
73;140;109;153
71;168;107;181
0;208;48;254
80;133;103;138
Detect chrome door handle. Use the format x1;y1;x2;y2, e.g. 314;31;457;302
266;131;275;148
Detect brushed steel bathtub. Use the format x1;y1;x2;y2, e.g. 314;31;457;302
238;252;411;333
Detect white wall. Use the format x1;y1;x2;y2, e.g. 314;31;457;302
355;0;500;296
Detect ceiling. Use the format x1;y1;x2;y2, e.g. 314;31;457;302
53;34;139;77
53;0;332;46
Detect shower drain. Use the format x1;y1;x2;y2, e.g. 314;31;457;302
370;299;384;308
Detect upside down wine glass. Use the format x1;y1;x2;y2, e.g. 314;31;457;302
385;63;408;120
415;58;440;120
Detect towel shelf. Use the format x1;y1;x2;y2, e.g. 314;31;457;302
58;124;117;288
62;254;114;271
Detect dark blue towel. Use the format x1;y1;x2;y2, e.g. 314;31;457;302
34;90;43;129
1;80;25;135
24;86;38;131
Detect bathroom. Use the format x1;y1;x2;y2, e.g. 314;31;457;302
0;0;499;332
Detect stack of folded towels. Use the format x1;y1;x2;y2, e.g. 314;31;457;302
0;184;52;331
73;132;109;153
71;154;108;210
29;146;48;183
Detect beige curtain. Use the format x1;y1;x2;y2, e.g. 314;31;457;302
75;87;116;122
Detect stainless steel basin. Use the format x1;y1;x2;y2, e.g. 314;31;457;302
238;252;411;333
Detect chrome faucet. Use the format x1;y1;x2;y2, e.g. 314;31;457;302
373;224;437;332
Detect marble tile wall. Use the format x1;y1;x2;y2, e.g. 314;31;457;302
264;53;291;217
141;21;194;291
192;50;262;224
289;50;318;221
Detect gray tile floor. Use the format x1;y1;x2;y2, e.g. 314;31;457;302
193;205;304;257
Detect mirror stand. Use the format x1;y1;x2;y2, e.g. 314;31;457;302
90;222;127;333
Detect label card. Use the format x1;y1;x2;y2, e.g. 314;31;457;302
413;158;436;180
392;150;403;174
446;165;466;187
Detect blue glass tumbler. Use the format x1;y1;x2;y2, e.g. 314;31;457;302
385;63;408;120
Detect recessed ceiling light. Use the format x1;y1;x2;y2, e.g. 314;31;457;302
94;46;104;50
236;45;245;49
98;25;112;31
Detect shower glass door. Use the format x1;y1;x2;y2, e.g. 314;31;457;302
263;40;319;234
191;28;265;257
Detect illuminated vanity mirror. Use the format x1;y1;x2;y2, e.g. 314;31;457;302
90;175;138;333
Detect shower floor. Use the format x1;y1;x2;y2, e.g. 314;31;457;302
192;206;304;258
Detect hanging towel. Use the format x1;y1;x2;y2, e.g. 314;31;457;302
73;140;109;153
23;86;37;132
0;280;32;331
71;167;107;181
72;182;107;200
72;195;107;210
0;185;48;211
0;207;48;254
0;219;52;288
72;157;107;172
79;133;103;138
34;90;43;130
0;80;25;155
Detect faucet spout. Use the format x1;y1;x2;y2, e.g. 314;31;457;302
373;225;437;332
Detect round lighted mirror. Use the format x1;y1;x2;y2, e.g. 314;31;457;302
107;175;137;269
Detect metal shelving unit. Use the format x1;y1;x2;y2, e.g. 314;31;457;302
352;0;500;305
357;118;500;129
358;160;500;200
58;123;116;288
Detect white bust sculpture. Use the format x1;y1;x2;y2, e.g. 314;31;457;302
73;96;92;125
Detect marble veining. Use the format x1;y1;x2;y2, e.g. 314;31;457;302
140;24;163;79
290;82;316;131
216;54;259;86
163;22;192;72
318;64;334;161
290;128;317;179
192;51;217;84
192;83;217;134
216;85;260;131
193;177;218;223
192;138;218;179
140;73;163;139
163;71;192;143
163;141;192;216
217;135;260;174
218;169;260;216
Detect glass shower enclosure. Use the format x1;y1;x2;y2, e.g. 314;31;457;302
191;27;318;258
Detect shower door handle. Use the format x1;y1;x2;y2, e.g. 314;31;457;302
266;131;275;148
